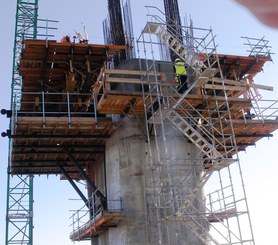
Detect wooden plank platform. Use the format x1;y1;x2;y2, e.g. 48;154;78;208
12;39;278;176
11;116;114;177
70;211;124;240
207;208;238;223
198;53;272;79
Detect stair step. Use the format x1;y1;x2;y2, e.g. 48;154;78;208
169;38;177;48
189;132;197;137
195;138;202;144
182;129;190;134
163;34;171;44
159;31;166;40
170;112;225;160
183;54;193;64
179;125;187;131
174;43;182;52
180;49;187;57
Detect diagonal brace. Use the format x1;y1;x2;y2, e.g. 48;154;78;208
56;162;91;209
62;147;107;210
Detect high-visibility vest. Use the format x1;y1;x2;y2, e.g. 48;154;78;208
174;61;187;76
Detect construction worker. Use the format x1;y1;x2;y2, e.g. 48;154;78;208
174;58;188;93
61;35;71;43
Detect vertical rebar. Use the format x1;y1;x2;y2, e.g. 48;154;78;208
67;92;71;126
42;91;45;127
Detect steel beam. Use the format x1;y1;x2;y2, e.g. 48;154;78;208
14;144;105;149
56;162;91;209
63;148;107;210
7;134;110;139
13;150;103;155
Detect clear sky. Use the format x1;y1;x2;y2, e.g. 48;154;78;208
0;1;278;244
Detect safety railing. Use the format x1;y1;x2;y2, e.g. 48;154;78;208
11;91;98;127
251;99;278;120
69;197;123;241
144;5;218;67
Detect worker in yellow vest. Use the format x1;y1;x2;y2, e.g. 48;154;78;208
174;58;188;93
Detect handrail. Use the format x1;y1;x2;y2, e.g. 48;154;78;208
69;197;123;240
11;91;98;130
145;6;216;57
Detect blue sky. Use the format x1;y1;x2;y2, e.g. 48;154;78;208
0;1;278;244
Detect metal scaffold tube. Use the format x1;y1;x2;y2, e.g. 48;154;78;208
3;1;277;244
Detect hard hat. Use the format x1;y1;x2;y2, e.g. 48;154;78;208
175;58;181;63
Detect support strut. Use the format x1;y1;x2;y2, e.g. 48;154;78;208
56;162;91;209
63;147;107;210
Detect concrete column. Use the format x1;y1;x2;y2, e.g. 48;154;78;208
98;117;205;245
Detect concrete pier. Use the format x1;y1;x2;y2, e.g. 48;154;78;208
97;117;204;245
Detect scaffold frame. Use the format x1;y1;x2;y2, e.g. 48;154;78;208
135;6;266;244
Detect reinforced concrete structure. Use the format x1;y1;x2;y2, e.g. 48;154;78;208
3;1;278;245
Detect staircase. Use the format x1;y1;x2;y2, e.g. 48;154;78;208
168;109;235;170
142;20;240;244
184;218;221;245
143;22;201;71
182;196;244;245
143;21;235;165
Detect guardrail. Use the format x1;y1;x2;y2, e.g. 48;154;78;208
11;91;98;126
69;196;123;241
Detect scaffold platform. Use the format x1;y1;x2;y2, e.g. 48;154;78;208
7;39;278;176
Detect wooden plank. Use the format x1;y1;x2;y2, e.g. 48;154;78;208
16;116;106;123
227;119;278;125
71;211;124;240
207;208;237;223
105;76;169;85
249;83;273;91
204;84;247;91
211;77;244;86
106;76;144;84
105;69;165;77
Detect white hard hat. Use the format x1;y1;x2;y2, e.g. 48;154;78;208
175;58;181;63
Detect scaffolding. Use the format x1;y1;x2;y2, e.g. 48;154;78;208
69;192;124;241
3;3;278;244
135;6;278;244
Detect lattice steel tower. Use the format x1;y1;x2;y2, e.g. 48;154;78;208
5;1;38;245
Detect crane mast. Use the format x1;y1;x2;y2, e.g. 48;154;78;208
5;1;38;245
